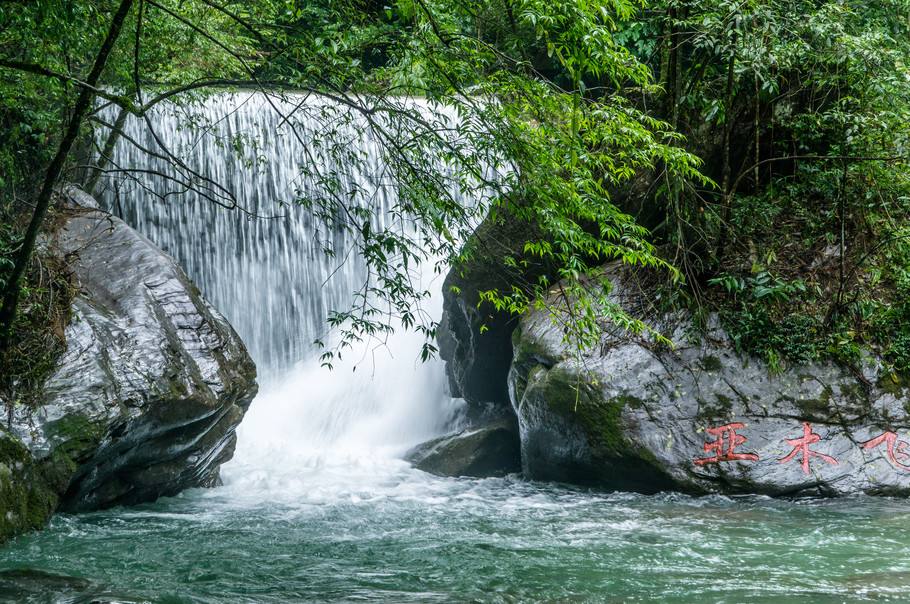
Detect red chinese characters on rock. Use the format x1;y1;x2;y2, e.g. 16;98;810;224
694;422;759;466
778;422;838;474
862;431;910;471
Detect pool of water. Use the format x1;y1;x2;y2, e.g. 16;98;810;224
3;459;910;603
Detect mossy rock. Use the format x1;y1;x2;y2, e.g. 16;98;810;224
44;414;106;465
0;189;259;542
0;434;60;543
515;361;677;492
540;367;635;458
509;268;910;496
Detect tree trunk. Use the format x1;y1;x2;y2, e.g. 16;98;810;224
0;0;135;349
754;72;760;188
658;8;671;113
668;7;680;127
671;7;684;130
717;44;737;255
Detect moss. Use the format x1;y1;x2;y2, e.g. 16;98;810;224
879;372;907;398
792;385;834;416
170;378;188;397
44;414;105;465
541;367;639;457
697;393;734;419
0;433;28;464
614;394;646;410
839;381;869;408
699;355;723;372
716;393;733;408
0;434;60;544
512;326;554;365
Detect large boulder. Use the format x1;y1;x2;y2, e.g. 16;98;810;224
0;187;257;541
510;265;910;496
430;205;550;477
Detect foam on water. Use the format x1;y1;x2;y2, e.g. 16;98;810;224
221;314;465;503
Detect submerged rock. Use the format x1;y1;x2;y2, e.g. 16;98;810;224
0;568;149;603
510;264;910;496
0;187;257;541
406;406;521;478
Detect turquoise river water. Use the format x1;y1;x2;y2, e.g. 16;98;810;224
2;468;910;602
4;350;910;604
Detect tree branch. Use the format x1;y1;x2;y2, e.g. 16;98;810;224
0;0;136;349
0;59;136;110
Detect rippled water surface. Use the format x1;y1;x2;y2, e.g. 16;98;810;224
3;469;910;603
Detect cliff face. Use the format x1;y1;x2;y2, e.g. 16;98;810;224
0;188;257;542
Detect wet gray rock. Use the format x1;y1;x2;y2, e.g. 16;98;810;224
429;207;543;480
0;187;256;540
406;406;521;477
438;206;552;411
510;264;910;496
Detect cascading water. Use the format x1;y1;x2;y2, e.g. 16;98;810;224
96;91;470;491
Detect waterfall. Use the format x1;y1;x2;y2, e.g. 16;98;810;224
97;91;480;484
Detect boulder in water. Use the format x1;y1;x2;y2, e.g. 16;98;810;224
406;406;521;478
509;264;910;496
0;187;257;542
438;206;552;411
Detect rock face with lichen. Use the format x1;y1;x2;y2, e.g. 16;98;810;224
0;187;257;542
509;265;910;496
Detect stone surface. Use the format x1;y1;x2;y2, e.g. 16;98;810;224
0;187;257;541
431;206;549;479
406;406;521;478
438;206;552;410
509;264;910;496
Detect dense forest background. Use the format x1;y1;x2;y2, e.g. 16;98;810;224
1;0;909;409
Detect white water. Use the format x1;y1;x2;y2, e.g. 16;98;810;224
97;92;478;493
223;294;464;503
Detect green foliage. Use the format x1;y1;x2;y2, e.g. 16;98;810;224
0;224;18;294
0;207;73;412
290;0;707;363
603;0;910;373
869;230;910;375
3;0;910;375
708;271;806;304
